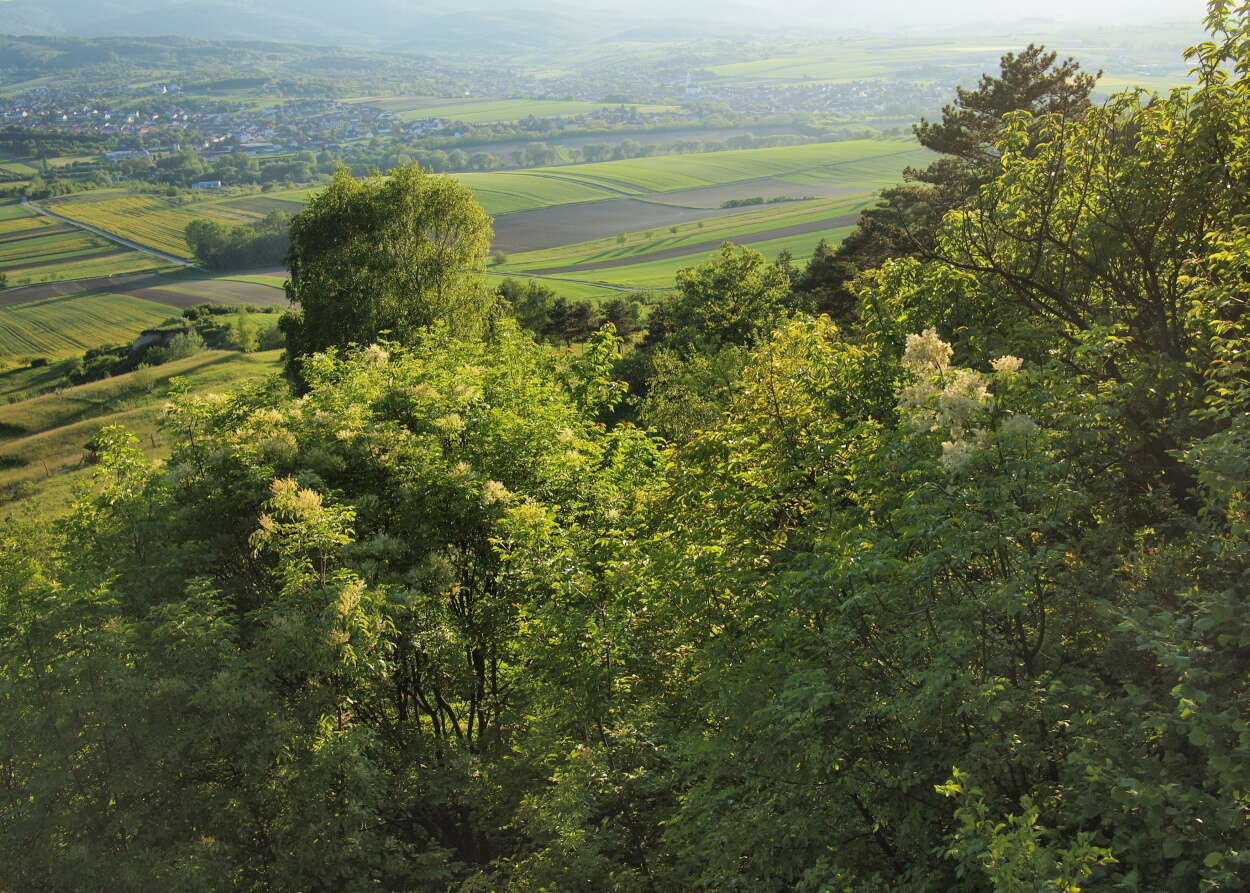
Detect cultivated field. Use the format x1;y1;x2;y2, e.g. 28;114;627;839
0;201;164;284
0;272;287;362
533;139;925;194
496;194;872;270
11;140;926;297
350;97;676;123
454;172;619;216
0;291;177;361
533;223;858;291
126;274;289;309
41;191;264;259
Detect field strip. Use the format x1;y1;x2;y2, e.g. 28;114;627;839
523;172;642;198
21;200;194;268
523;212;861;275
482;271;644;293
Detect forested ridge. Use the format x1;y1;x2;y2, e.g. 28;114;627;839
3;3;1250;890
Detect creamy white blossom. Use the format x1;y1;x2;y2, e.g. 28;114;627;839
938;369;992;437
481;479;511;505
940;429;989;472
991;354;1024;374
940;439;980;471
902;328;953;375
897;380;941;431
361;344;389;368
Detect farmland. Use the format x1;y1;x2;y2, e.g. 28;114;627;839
0;270;287;364
0;201;166;285
11;139;926;296
0;291;178;362
40;191;261;259
350;97;677;123
530;139;926;194
495;194;874;271
530;222;858;291
453;171;620;216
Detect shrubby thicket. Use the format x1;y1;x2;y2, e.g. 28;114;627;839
4;4;1250;889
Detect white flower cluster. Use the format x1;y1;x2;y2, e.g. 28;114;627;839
990;354;1023;374
901;328;953;375
897;332;1036;474
481;479;512;505
361;344;389;369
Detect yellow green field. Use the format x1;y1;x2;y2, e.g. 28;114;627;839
41;191;266;259
0;292;178;361
534;139;925;194
0;201;166;284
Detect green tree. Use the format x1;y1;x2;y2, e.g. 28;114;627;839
496;277;555;334
799;44;1098;316
280;164;493;379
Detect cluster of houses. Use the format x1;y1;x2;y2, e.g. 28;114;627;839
1;89;413;159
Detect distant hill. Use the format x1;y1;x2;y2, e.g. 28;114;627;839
0;0;1207;53
0;0;742;52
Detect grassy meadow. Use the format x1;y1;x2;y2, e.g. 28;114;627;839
0;349;284;512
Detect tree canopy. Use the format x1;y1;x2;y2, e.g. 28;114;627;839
5;3;1250;889
280;164;493;379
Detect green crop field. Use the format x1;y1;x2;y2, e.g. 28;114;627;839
0;203;37;222
0;161;39;176
496;194;873;272
351;97;676;123
454;172;619;215
535;139;927;195
536;222;857;292
0;231;113;267
0;212;57;236
224;273;289;288
0;201;166;283
0;292;178;361
2;252;168;285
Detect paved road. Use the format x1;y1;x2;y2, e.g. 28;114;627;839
21;199;196;268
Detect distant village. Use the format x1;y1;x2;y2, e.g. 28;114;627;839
0;73;957;168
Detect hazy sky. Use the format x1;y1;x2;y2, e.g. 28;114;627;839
0;0;1213;45
713;0;1207;30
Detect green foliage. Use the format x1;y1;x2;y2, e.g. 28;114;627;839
281;164;493;378
185;209;291;270
0;322;660;887
802;43;1098;314
7;6;1250;889
147;329;205;365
